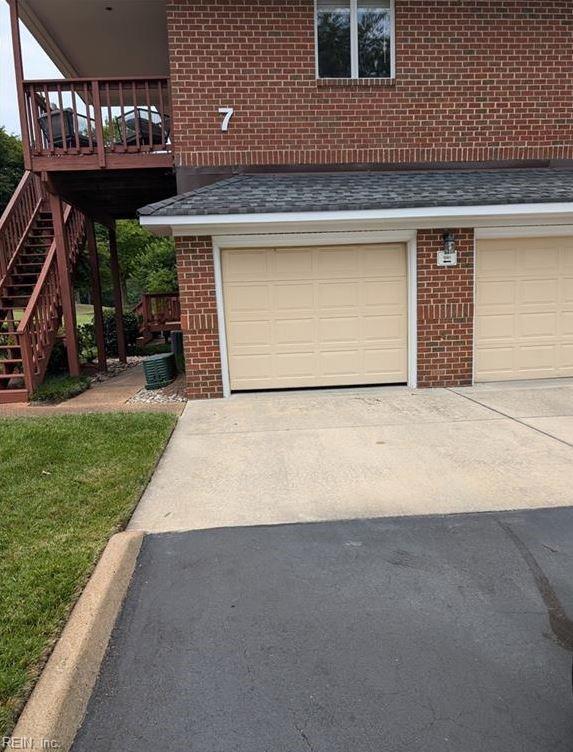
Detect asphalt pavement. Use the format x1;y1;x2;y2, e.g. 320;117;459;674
73;507;573;751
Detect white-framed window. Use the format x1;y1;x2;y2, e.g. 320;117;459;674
315;0;395;79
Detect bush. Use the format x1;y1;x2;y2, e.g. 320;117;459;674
101;310;139;356
130;341;172;357
31;375;90;404
78;322;97;363
46;339;68;375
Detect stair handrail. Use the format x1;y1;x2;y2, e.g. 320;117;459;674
0;172;45;286
17;204;87;393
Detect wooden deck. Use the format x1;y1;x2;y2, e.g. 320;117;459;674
22;76;173;172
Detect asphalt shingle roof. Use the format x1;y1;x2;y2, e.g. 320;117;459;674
138;168;573;217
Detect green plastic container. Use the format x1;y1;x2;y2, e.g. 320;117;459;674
143;352;176;390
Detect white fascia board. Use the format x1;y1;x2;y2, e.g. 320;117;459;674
139;202;573;236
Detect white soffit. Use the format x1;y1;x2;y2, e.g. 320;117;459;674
18;0;169;78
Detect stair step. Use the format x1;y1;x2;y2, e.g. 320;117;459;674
0;373;23;380
0;359;23;366
0;388;28;403
0;346;21;352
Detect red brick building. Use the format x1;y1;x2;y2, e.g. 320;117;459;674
4;0;573;402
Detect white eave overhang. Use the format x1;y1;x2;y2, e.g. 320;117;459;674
139;202;573;236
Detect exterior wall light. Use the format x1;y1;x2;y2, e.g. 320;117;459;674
437;231;458;267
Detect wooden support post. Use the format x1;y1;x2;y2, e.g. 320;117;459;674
50;193;80;376
86;219;107;372
9;0;32;169
108;224;127;363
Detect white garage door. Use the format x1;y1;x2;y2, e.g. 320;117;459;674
222;244;408;390
476;236;573;381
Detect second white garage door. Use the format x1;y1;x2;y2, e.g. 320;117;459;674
222;244;408;390
476;236;573;381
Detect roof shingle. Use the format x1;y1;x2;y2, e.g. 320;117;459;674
138;169;573;217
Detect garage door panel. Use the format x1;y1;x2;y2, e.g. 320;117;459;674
363;348;407;377
273;249;313;277
361;244;405;275
520;278;558;305
318;317;360;343
477;247;516;274
362;314;406;342
274;318;315;346
275;352;317;379
229;320;271;347
318;281;359;308
562;278;573;303
477;280;516;306
319;349;361;376
226;284;270;313
274;283;314;311
223;244;408;390
363;279;406;307
560;344;573;369
316;248;361;276
518;345;556;372
560;312;573;336
477;313;515;340
223;250;269;280
522;247;559;271
518;312;557;338
476;237;573;382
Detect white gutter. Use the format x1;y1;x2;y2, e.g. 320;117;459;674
139;202;573;236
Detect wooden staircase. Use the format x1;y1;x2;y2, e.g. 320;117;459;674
0;173;86;403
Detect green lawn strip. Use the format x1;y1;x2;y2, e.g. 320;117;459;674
0;412;177;737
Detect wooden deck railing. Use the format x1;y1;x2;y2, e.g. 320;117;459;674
22;77;171;168
17;205;86;393
0;172;44;285
135;293;181;334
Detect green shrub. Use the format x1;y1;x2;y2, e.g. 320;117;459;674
78;322;97;363
46;340;68;375
130;341;172;356
31;375;90;404
102;309;139;356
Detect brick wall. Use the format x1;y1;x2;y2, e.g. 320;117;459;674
166;0;573;170
417;229;474;388
175;236;224;398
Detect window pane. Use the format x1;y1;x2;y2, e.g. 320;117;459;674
317;0;351;78
358;0;391;78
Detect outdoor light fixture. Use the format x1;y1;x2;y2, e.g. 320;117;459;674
437;231;458;267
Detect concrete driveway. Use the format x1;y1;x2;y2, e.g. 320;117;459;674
74;508;573;751
129;379;573;533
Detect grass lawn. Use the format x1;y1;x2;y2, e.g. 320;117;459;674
0;412;177;737
11;303;97;326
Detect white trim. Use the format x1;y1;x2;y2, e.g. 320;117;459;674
212;231;417;396
471;231;477;386
475;224;573;239
390;0;396;79
350;0;359;78
314;0;395;80
407;236;417;388
213;229;415;248
212;242;231;398
140;202;573;236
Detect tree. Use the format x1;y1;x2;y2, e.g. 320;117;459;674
76;220;177;307
0;128;24;214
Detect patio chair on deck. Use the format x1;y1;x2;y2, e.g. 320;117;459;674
38;108;94;149
115;107;170;147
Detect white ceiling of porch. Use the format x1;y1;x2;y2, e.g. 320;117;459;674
17;0;169;78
